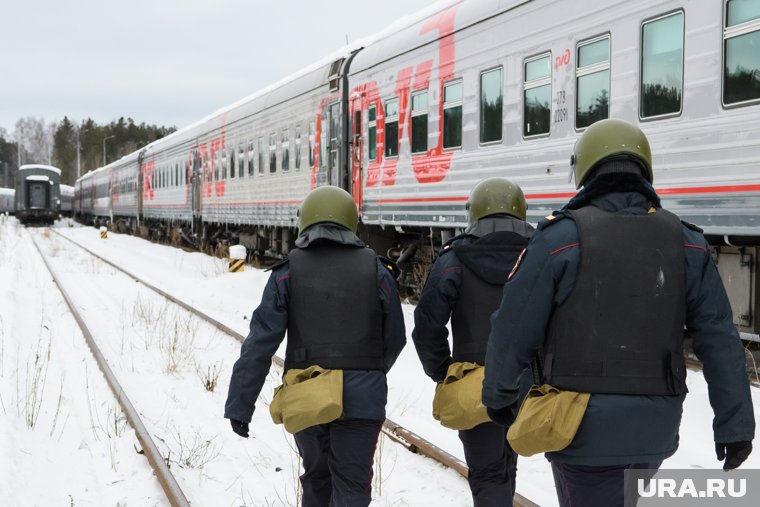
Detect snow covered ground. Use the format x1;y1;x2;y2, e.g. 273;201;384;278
1;215;758;506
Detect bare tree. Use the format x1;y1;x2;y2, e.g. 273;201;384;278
14;116;58;165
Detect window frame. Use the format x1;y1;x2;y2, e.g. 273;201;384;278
575;33;612;131
522;53;552;139
411;89;429;154
295;124;302;171
639;10;685;121
368;105;377;162
282;128;290;173
721;0;760;108
443;79;464;150
479;66;504;145
258;137;265;176
269;132;277;174
247;141;255;176
238;143;245;177
384;97;400;158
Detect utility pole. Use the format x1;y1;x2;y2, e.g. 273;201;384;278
76;129;81;178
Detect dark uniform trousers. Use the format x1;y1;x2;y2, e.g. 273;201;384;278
551;460;662;507
459;422;518;507
294;418;384;507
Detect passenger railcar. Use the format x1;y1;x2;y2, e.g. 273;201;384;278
76;0;760;337
60;185;74;217
15;165;61;225
0;188;14;214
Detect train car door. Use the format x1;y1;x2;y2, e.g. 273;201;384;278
191;149;202;233
27;179;49;209
325;101;341;187
350;95;363;208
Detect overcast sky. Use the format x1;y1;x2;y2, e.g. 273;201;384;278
0;0;438;134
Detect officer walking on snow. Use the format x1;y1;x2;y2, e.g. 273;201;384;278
412;178;534;506
482;118;755;507
225;185;406;507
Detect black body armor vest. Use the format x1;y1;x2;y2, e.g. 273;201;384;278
545;206;687;395
286;244;384;371
450;230;529;364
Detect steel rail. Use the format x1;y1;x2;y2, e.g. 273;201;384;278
29;231;191;507
50;228;539;507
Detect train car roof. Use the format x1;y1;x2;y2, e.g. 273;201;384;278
350;0;530;74
18;164;62;175
0;187;14;196
143;3;468;153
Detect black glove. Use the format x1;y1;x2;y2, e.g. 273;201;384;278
716;441;752;470
487;405;517;428
230;419;249;438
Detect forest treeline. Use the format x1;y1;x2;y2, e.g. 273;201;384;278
0;116;176;187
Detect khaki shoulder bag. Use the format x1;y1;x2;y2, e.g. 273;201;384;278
432;361;491;430
506;358;590;457
269;365;343;434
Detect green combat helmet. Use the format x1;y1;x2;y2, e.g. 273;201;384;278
466;177;527;223
571;118;653;189
298;185;359;234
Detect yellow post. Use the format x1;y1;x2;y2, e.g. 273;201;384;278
99;226;108;239
228;245;246;272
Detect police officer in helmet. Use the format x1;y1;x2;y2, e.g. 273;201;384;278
413;178;534;506
225;186;406;507
483;119;754;507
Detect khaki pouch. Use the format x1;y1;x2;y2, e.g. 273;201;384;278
506;384;590;457
269;366;343;434
432;362;490;430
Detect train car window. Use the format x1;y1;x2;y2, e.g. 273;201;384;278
230;149;236;179
385;98;399;158
576;35;610;129
523;55;551;138
309;121;316;167
411;91;428;154
368;105;377;161
282;129;290;173
248;141;255;176
215;150;220;181
480;67;504;144
295;125;302;171
723;0;760;106
443;80;463;149
258;137;265;176
223;150;229;180
269;133;277;173
640;12;684;119
238;143;245;177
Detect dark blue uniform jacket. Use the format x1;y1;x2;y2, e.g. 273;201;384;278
225;225;406;424
412;215;534;383
483;181;756;466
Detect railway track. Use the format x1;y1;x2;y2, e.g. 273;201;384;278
29;230;191;507
44;227;540;507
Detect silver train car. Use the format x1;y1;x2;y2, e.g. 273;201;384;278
16;164;61;225
75;0;760;336
60;184;74;216
0;188;14;214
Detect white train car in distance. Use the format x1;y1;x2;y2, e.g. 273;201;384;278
0;187;14;214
